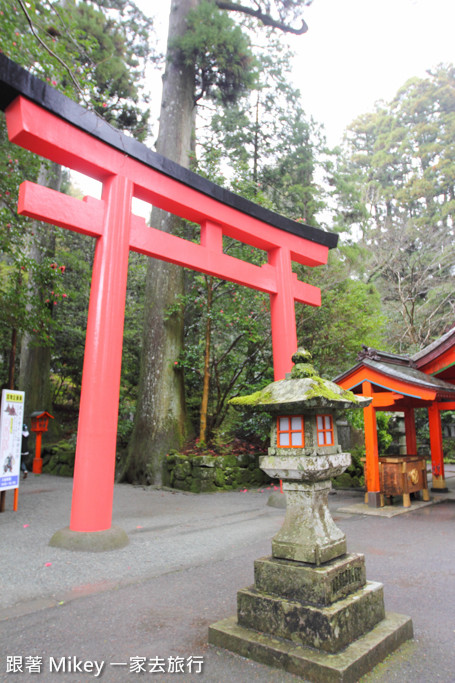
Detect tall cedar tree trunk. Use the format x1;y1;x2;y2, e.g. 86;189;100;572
123;0;309;482
122;0;199;484
19;161;62;435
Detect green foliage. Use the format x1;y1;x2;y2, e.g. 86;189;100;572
179;29;385;446
0;117;70;387
180;268;274;441
332;445;364;489
0;0;156;137
0;1;156;392
333;65;455;352
50;229;93;406
376;412;393;453
443;438;455;462
200;34;325;216
50;234;146;426
346;409;393;454
172;1;257;104
295;251;385;378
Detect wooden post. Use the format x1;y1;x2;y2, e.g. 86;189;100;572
0;489;19;512
421;459;430;502
402;461;411;508
428;404;447;491
32;431;43;474
362;382;382;507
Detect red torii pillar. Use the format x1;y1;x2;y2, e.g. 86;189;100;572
6;96;331;544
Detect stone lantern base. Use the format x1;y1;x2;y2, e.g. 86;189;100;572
271;480;348;565
209;551;412;682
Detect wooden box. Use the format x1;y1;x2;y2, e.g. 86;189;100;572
378;455;429;507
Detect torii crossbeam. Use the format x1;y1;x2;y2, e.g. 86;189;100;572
0;56;338;541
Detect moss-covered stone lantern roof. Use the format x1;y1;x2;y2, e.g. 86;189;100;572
229;348;371;413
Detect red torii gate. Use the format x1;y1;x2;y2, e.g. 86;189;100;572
1;56;337;543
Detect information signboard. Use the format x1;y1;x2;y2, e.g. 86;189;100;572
0;389;25;492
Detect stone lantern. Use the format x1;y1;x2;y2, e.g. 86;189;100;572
209;350;413;682
230;348;366;565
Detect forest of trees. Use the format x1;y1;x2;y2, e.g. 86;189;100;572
0;1;454;483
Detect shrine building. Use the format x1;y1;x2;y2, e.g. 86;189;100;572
335;327;455;508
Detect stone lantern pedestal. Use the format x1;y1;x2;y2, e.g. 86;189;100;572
209;350;413;682
261;453;350;564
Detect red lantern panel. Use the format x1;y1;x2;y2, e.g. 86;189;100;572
316;414;334;446
277;416;305;448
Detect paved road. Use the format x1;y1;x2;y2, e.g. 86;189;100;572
1;471;455;682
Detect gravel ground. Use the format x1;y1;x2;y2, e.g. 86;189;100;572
1;470;455;682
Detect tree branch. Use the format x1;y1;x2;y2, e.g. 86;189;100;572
215;1;308;35
17;0;85;96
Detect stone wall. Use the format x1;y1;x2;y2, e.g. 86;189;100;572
41;437;76;477
162;452;270;493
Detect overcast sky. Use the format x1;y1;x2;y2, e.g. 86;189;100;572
283;0;455;145
74;0;455;196
146;0;455;147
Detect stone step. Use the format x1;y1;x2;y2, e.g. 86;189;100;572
254;553;366;607
209;611;413;683
237;580;385;653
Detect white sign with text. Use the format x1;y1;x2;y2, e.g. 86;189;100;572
0;389;25;492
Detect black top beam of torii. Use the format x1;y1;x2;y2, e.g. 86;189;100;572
0;54;338;250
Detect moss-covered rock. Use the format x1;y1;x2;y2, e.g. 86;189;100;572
192;455;216;467
57;464;73;477
214;468;226;486
200;480;218;493
42;437;76;477
290;363;317;379
165;453;178;465
229;389;273;409
237;469;253;485
165;446;270;493
174;477;192;491
223;453;238;468
174;457;192;480
236;452;256;467
190;478;202;493
193;466;215;481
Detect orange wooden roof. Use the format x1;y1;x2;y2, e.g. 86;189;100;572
335;346;455;410
413;327;455;383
